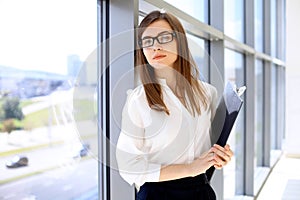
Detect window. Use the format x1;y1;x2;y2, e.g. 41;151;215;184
224;0;245;42
186;34;209;81
224;49;245;198
164;0;208;23
0;0;98;199
253;59;270;194
255;59;264;167
271;0;277;57
255;0;264;52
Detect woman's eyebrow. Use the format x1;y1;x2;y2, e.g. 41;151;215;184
157;30;171;35
142;30;172;39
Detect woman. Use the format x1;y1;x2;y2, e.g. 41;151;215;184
116;10;233;200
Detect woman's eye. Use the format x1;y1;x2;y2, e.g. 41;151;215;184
142;39;152;46
159;34;172;43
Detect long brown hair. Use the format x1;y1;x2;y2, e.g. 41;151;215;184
136;10;208;116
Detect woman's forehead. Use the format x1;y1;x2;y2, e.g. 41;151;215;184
142;20;173;37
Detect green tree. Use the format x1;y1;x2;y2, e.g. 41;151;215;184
2;97;24;120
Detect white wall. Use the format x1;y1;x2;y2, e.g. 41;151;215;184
285;0;300;155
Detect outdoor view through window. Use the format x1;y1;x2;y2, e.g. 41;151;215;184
0;0;98;199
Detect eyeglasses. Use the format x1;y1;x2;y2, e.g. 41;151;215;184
139;32;176;48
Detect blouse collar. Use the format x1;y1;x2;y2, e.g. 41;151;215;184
156;78;167;85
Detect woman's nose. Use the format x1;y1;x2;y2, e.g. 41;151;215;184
152;39;163;51
152;39;162;51
153;47;162;51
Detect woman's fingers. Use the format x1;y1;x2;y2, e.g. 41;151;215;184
196;145;234;172
211;152;226;165
213;144;231;156
205;151;225;169
214;164;223;169
213;145;233;159
203;151;224;170
210;144;234;167
224;144;234;157
191;151;219;176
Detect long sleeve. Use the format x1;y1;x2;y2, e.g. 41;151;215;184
200;82;220;146
209;85;218;121
116;88;161;188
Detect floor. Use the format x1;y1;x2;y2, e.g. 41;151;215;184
256;155;300;200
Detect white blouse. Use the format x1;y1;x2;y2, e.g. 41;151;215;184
116;79;218;190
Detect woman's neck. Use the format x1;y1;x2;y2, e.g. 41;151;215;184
154;67;177;92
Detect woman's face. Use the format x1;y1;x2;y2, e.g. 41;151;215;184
141;20;178;69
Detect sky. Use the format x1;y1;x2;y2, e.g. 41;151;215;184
0;0;97;75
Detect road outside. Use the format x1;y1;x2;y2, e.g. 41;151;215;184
0;88;99;199
0;159;98;200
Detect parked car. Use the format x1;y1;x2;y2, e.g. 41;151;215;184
6;155;29;168
72;143;90;158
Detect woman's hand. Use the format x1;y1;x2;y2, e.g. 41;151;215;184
188;144;234;177
211;144;234;169
188;149;218;177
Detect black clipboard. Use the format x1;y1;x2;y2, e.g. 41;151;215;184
206;82;246;181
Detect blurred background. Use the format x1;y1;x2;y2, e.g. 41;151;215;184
0;0;299;200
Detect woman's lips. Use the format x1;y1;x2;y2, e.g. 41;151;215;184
153;54;166;60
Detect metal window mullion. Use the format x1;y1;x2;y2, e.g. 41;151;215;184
98;1;110;200
262;0;272;168
143;0;223;41
209;1;224;199
244;0;255;196
97;1;104;199
276;66;281;149
224;36;256;55
109;1;136;200
264;0;271;56
244;55;256;196
255;52;272;62
276;66;283;149
276;0;286;150
209;0;225;90
263;62;271;167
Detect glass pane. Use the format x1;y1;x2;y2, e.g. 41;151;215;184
186;34;209;82
270;64;280;167
271;0;277;57
0;0;98;199
255;59;263;167
255;0;264;52
164;0;208;23
224;0;245;42
224;49;245;199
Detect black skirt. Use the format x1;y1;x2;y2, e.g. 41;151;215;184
136;173;216;200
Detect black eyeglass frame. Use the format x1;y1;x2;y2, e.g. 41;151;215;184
138;32;176;48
